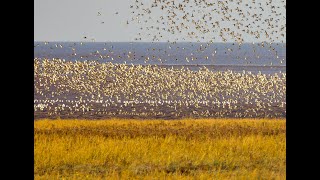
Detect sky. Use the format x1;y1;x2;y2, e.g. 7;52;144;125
34;0;286;42
34;0;136;42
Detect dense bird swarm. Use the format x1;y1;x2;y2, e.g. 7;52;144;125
34;58;285;119
127;0;285;43
34;0;286;119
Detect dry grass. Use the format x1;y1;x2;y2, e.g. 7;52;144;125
34;118;286;179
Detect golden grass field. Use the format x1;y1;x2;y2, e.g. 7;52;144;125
34;119;286;179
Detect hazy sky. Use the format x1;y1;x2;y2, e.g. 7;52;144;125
34;0;136;42
34;0;286;42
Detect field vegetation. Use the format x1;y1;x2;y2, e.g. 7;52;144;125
34;119;286;179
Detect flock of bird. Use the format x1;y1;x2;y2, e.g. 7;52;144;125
34;58;285;119
34;0;286;119
126;0;285;43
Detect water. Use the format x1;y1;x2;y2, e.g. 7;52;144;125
34;42;286;74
